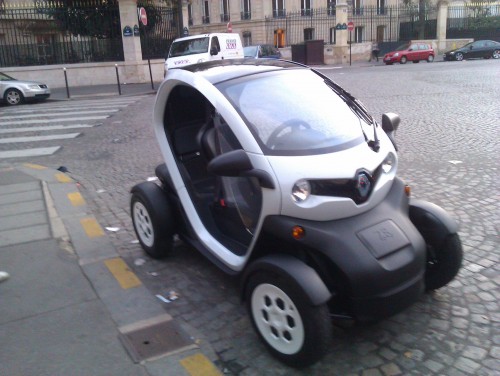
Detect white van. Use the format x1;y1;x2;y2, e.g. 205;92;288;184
165;33;244;71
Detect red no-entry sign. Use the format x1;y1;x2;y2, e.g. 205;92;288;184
139;7;148;26
347;21;354;31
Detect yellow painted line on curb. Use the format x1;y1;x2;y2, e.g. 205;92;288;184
68;192;85;206
55;172;73;183
23;163;47;170
104;258;142;289
180;353;222;376
80;217;105;238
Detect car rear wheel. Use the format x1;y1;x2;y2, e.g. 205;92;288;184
492;49;500;59
246;272;332;368
131;182;174;259
400;56;407;64
455;52;464;61
4;88;24;106
427;55;434;63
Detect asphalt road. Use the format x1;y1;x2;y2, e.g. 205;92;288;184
2;59;499;375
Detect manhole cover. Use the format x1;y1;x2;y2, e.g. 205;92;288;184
119;315;195;362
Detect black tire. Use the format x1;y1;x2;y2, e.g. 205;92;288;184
130;182;174;259
425;233;463;291
492;49;500;59
245;271;332;368
455;52;464;61
400;56;407;64
427;55;434;63
4;88;24;106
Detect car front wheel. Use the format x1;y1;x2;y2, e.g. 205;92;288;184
455;52;464;61
130;182;174;259
246;272;332;368
400;56;407;64
492;49;500;59
425;233;463;291
4;88;24;106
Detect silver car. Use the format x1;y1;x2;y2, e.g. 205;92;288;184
0;72;51;106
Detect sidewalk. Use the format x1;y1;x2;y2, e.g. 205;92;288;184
0;164;221;375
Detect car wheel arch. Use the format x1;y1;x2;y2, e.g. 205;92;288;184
241;253;332;306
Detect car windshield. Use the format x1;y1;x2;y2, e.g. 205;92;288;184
243;46;258;57
0;72;15;81
396;44;409;51
169;37;209;58
217;69;365;155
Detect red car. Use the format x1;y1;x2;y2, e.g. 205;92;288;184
384;42;435;64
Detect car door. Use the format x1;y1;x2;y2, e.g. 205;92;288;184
467;41;481;59
408;44;419;61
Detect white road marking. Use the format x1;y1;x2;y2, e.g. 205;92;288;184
0;146;61;158
0;133;80;143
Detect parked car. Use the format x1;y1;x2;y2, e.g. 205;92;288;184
131;59;462;368
443;40;500;61
244;44;282;59
383;42;435;64
0;72;50;106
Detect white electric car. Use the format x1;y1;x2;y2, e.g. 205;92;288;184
131;59;462;367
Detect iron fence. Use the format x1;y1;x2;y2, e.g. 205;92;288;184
447;5;500;41
0;0;123;68
137;0;178;60
264;5;438;47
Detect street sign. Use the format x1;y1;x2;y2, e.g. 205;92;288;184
227;21;232;33
139;7;148;26
347;21;354;31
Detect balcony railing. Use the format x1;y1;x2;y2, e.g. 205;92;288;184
220;13;230;22
241;11;251;20
273;9;286;18
202;15;210;24
301;8;313;16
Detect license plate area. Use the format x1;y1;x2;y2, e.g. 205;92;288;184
357;220;410;259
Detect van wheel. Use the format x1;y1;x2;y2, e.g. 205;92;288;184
131;182;174;259
246;272;332;368
425;234;463;291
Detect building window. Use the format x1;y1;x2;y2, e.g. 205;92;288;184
377;0;386;15
354;26;363;43
301;0;312;16
330;27;336;44
220;0;230;22
243;31;252;46
241;0;251;20
327;0;335;16
188;3;193;26
353;0;363;15
272;0;286;18
304;28;314;41
202;0;210;24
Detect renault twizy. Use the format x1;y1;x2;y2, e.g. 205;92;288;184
130;59;462;367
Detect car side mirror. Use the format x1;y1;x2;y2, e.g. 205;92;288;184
469;45;473;50
381;113;400;151
208;149;275;189
210;47;219;56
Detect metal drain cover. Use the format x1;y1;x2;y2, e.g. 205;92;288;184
119;315;195;362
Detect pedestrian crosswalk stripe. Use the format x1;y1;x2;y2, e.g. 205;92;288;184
0;133;80;143
0;109;119;120
0;147;61;159
0;116;108;126
0;124;95;134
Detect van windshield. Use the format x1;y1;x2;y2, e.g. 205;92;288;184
169;37;209;58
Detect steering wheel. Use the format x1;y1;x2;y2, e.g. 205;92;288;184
267;119;312;149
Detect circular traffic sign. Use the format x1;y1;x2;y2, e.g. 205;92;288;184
347;21;354;31
139;7;148;26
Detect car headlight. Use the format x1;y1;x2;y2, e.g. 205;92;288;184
27;85;39;89
291;180;311;203
394;53;399;57
381;153;396;174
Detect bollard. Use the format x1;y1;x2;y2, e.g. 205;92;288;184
63;67;70;99
115;64;122;95
148;58;154;90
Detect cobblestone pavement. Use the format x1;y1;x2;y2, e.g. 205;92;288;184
5;60;499;375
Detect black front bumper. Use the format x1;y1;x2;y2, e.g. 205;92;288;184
263;178;426;322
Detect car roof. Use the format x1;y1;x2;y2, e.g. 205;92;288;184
177;59;307;84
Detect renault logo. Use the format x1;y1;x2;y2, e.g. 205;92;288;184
355;172;372;200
